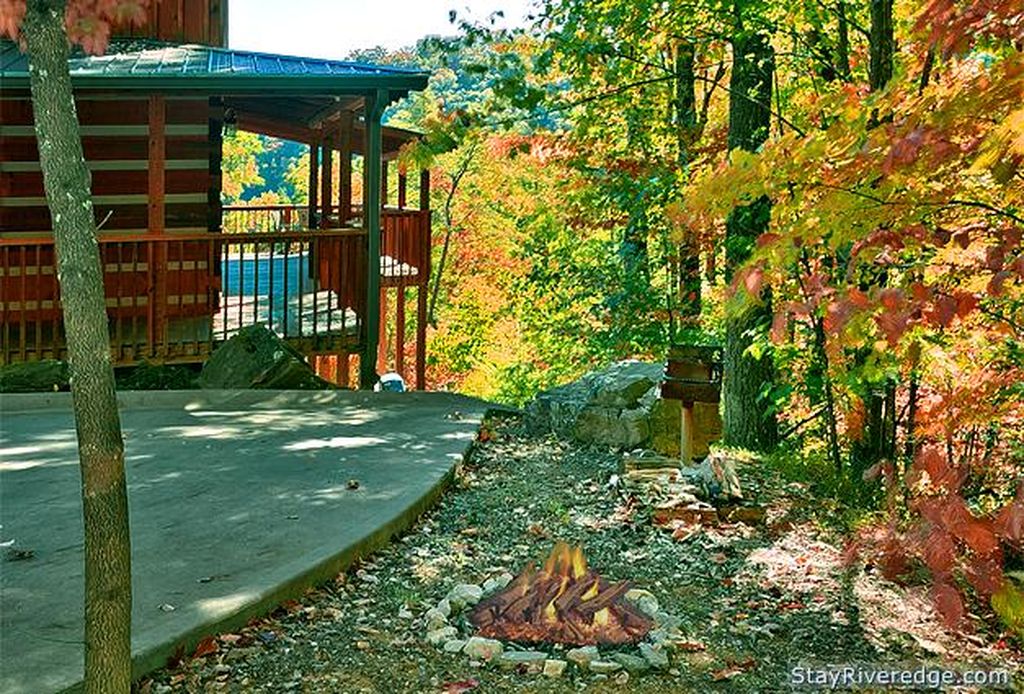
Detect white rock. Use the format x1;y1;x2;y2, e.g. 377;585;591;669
435;598;451;618
589;660;623;674
624;589;660;618
425;626;457;645
446;583;483;610
398;607;413;619
463;636;503;661
443;639;467;653
482;572;514;594
639;643;670;669
543;659;568;678
566;645;600;668
424;607;448;631
499;651;547;673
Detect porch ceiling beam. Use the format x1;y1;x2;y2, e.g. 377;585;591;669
306;97;363;129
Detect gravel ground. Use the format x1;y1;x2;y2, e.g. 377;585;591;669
140;416;1021;693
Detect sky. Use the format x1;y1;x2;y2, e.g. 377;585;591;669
229;0;535;59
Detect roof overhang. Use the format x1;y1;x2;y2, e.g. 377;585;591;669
0;39;430;99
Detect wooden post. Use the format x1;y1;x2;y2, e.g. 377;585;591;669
320;135;333;228
381;160;389;206
148;95;167;356
360;89;386;388
680;404;695;464
416;168;430;390
339;111;353;225
377;287;388;375
395;285;406;379
308;142;319;227
397;171;407;209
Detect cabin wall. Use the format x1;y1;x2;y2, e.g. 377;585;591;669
114;0;228;47
0;93;215;237
0;92;222;344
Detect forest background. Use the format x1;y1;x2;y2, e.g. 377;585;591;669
224;0;1024;639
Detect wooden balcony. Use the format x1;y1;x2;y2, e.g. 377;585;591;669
0;205;431;385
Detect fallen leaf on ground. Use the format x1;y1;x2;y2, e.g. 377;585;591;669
711;657;756;680
441;678;479;693
193;637;218;658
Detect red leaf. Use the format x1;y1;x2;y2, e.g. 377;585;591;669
878;287;905;310
987;271;1011;297
874;310;909;347
920;529;956;574
995;499;1024;543
930;581;965;628
953;229;971;249
955;518;1000;557
442;679;480;694
910;282;932;302
193;636;218;659
744;267;764;295
965;554;1005;597
955;292;978;317
756;232;781;247
929;295;958;328
985;246;1006;271
848;287;872;309
770;311;789;344
823;300;853;334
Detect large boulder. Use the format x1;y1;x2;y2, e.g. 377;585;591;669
0;359;70;393
527;359;722;457
198;325;335;390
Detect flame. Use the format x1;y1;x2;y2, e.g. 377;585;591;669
542;541;587;579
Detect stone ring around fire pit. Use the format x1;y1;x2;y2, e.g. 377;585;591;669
421;543;687;681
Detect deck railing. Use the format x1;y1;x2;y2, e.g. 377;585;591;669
0;229;366;365
222;204;430;286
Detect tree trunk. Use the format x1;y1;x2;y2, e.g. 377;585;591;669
722;10;779;452
21;4;133;693
869;0;894;91
674;41;701;321
835;1;852;82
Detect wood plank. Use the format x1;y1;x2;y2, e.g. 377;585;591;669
148;96;166;235
1;203;209;233
1;135;209;161
1;169;209;197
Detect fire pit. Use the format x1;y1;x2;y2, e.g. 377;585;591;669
422;542;685;680
470;542;652;645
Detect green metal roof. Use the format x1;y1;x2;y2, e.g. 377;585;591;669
0;39;430;94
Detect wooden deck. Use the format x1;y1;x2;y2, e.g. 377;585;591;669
0;205;431;383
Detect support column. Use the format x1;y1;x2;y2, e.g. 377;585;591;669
320;135;333;228
307;142;319;227
416;168;430;390
397;171;407;209
382;160;389;206
339;112;353;225
360;89;387;389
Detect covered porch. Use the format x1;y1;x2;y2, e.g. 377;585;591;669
0;41;432;389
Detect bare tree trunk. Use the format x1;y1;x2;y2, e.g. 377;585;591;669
722;5;779;452
21;3;132;692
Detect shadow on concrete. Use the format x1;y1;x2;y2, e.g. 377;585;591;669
0;390;487;694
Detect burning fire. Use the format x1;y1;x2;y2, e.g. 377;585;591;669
469;542;652;645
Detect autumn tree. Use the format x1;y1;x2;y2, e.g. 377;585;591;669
721;0;778;452
1;1;150;691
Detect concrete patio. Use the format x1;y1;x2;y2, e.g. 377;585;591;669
0;389;487;693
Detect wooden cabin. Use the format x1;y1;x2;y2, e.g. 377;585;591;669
0;4;432;389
